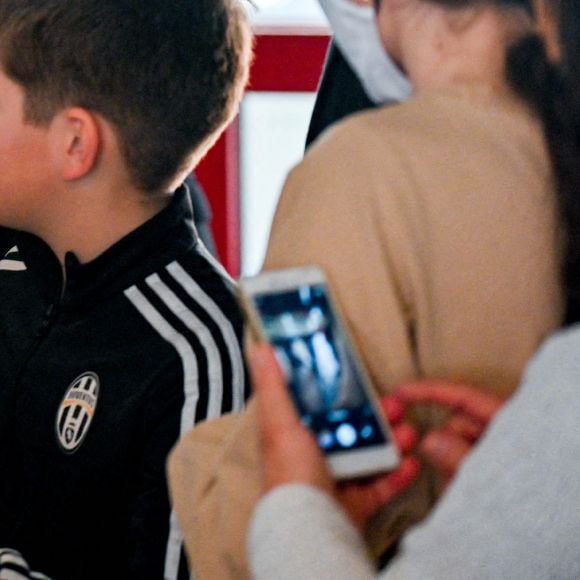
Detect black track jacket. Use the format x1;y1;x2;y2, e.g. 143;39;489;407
0;187;247;579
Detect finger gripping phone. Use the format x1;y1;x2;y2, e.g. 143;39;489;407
240;266;400;479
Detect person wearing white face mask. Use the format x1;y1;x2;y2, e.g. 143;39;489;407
318;0;411;103
307;0;412;146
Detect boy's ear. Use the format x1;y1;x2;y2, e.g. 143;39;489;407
55;107;102;181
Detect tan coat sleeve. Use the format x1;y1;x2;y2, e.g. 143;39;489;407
167;404;259;580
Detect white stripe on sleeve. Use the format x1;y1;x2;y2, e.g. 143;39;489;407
167;260;245;412
145;273;223;420
124;285;200;580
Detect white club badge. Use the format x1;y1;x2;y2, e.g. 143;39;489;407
56;372;100;454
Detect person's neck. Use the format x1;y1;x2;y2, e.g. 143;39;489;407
36;182;172;265
401;6;527;94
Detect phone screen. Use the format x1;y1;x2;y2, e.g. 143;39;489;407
253;283;390;455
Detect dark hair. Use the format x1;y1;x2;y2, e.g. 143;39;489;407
0;0;252;193
506;0;580;323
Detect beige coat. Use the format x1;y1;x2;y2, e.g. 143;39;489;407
168;86;562;579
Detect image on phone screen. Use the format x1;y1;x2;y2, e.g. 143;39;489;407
253;284;390;455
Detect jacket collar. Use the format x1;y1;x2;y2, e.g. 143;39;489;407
18;185;199;310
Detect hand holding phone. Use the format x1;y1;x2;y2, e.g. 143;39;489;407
249;340;420;530
240;266;400;479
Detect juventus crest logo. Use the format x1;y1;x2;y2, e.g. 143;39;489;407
56;372;100;454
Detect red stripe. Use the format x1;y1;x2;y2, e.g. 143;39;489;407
196;32;330;277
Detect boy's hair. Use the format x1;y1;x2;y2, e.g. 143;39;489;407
0;0;252;193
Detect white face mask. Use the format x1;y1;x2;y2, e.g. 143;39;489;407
318;0;412;103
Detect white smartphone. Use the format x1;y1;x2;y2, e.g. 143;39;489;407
240;265;400;479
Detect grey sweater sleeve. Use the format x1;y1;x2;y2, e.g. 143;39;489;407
250;484;376;580
249;326;580;580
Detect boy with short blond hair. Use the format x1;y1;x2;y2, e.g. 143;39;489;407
0;1;252;578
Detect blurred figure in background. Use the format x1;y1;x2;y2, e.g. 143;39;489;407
184;174;218;257
307;0;411;146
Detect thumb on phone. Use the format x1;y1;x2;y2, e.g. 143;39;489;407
248;342;335;496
